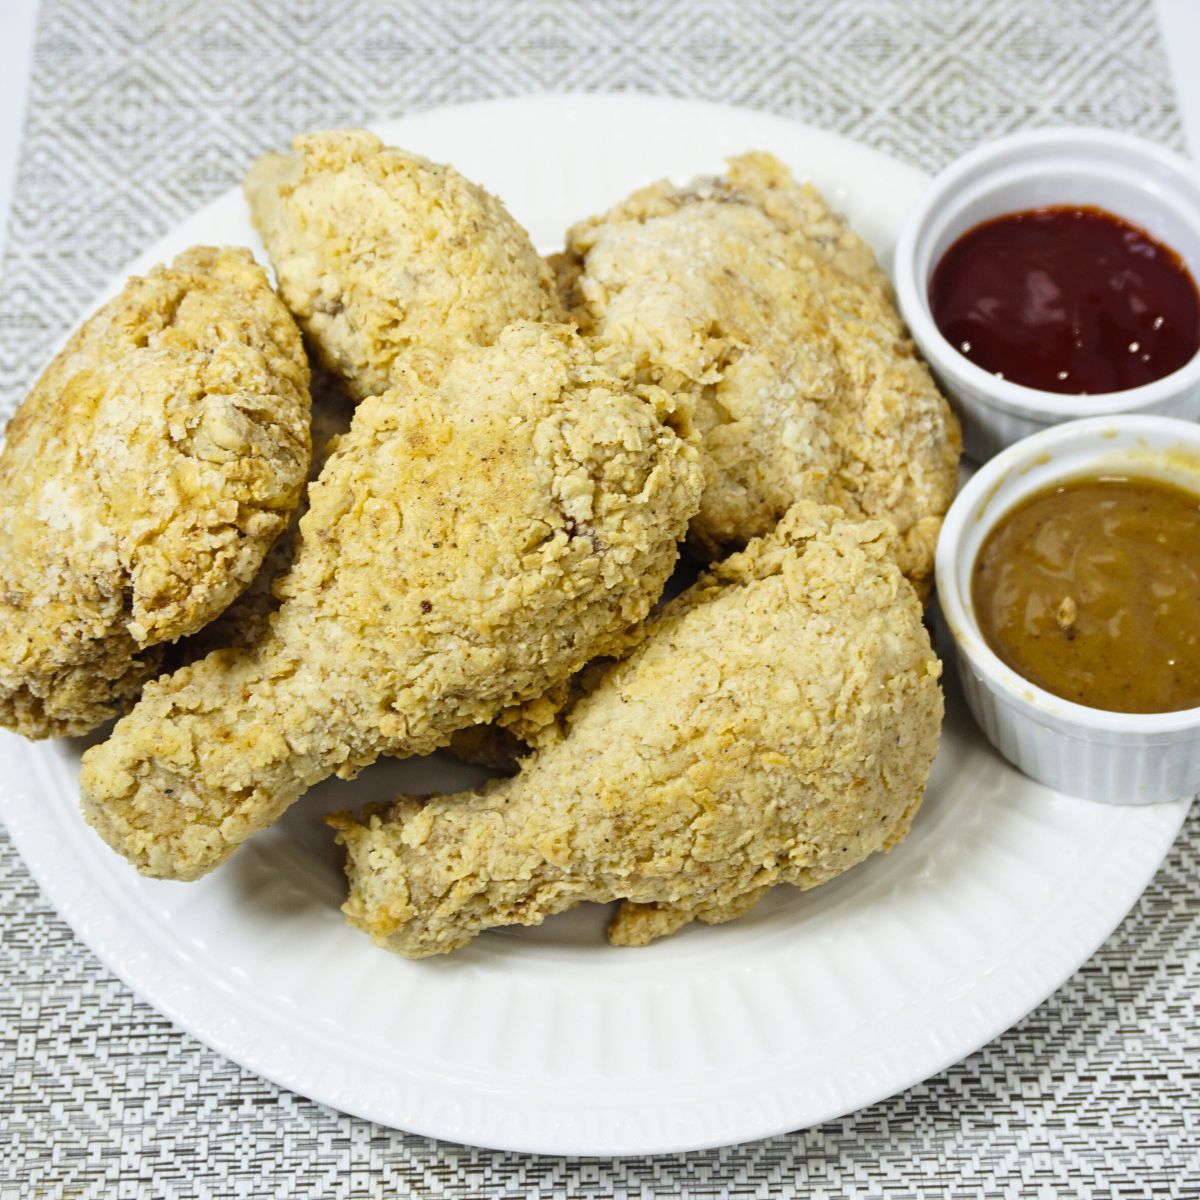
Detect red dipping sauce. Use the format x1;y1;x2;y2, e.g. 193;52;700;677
929;206;1200;394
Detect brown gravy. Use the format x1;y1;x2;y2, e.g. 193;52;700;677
971;475;1200;713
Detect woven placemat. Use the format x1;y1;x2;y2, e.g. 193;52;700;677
2;2;1197;1195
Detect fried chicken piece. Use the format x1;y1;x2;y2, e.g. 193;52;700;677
245;130;563;399
79;322;702;880
557;152;961;577
169;368;354;662
329;502;943;957
0;247;311;739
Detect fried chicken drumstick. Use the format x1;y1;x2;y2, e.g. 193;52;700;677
329;503;943;957
79;323;701;880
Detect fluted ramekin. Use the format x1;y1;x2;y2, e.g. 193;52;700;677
935;414;1200;804
895;128;1200;462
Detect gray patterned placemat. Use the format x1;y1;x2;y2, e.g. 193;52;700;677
2;1;1197;1195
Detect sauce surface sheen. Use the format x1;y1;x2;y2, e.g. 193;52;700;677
972;475;1200;714
930;206;1200;395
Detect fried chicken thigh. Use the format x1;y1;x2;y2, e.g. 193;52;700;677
0;247;310;739
557;152;961;577
329;502;943;957
79;322;702;880
246;130;562;399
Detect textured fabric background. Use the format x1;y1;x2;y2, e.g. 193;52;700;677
1;1;1197;1196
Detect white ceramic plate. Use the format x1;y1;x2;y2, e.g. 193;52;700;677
1;94;1189;1157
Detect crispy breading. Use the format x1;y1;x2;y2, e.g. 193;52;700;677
245;130;563;399
171;367;561;768
168;368;354;663
79;322;702;880
557;152;961;576
0;246;311;739
328;502;944;957
445;649;631;770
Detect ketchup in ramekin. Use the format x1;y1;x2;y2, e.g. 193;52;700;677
929;206;1200;395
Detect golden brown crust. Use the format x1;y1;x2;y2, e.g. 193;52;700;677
168;367;354;663
329;502;944;957
245;130;563;399
559;151;961;576
444;646;635;770
78;322;702;880
0;246;311;739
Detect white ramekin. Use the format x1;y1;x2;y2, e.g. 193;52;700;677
895;128;1200;462
935;414;1200;804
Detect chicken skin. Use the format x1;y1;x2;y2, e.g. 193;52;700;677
329;502;943;958
0;246;311;739
556;152;961;577
79;322;702;880
245;130;563;399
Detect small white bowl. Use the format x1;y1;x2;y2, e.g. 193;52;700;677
895;128;1200;462
936;414;1200;804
